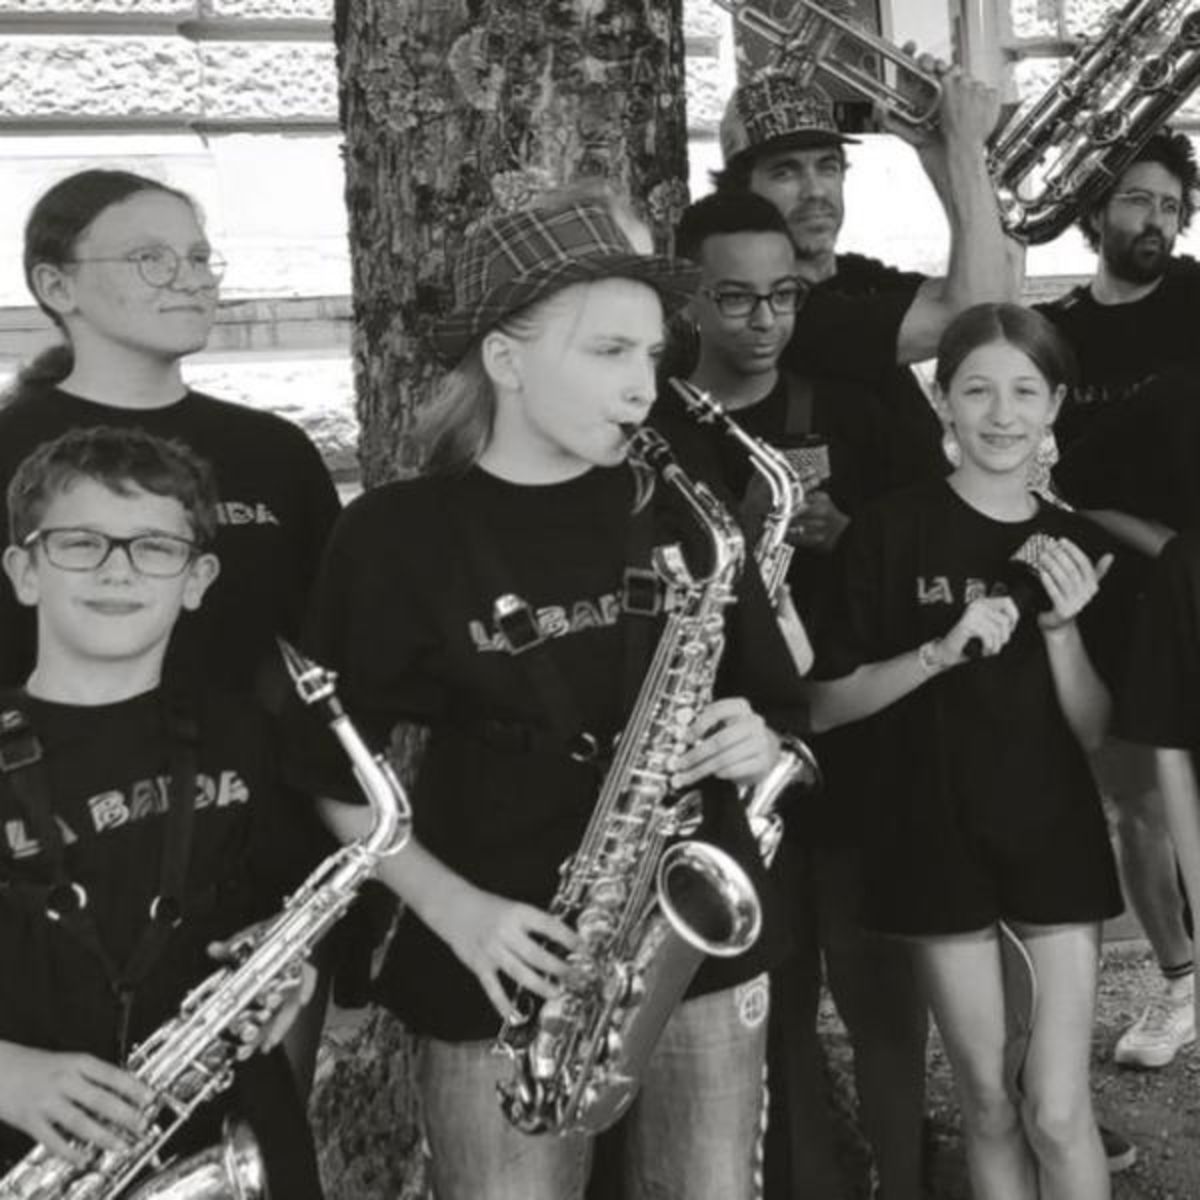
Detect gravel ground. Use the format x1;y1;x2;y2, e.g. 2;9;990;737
820;943;1200;1199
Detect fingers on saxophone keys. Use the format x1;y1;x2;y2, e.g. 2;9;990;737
67;1082;144;1141
502;959;559;1003
483;971;519;1022
524;909;580;955
36;1116;96;1166
83;1056;155;1111
50;1097;126;1156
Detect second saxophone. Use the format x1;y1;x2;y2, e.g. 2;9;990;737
668;377;820;865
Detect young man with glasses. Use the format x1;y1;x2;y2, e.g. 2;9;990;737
653;191;924;1200
1034;132;1200;1086
0;426;323;1197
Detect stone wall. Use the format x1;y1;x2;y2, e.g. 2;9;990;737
0;0;336;126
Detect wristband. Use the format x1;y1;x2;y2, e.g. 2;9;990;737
917;639;947;677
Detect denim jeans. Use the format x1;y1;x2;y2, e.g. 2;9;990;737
416;976;770;1200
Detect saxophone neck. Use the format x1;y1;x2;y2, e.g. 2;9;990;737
744;734;820;824
625;425;745;591
279;639;413;858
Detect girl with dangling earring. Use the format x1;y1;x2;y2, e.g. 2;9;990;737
808;303;1128;1200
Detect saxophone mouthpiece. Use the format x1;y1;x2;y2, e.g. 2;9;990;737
276;638;338;708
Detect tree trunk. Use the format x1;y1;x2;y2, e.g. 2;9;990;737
314;4;690;1194
335;0;689;487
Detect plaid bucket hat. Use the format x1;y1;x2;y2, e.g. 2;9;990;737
720;72;858;168
432;200;702;365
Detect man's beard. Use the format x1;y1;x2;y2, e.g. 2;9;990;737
1104;228;1174;285
788;202;841;261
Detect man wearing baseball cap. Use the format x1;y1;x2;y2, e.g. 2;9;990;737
716;68;1019;488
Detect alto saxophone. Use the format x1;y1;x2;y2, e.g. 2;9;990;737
0;642;410;1200
495;426;762;1136
669;378;820;865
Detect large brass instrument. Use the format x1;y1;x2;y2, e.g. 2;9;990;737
712;0;1200;245
988;0;1200;244
711;0;942;130
0;643;410;1199
668;378;821;866
495;426;762;1136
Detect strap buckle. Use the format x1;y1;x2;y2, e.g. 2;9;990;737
45;881;88;921
494;593;545;655
149;894;184;928
0;709;43;773
621;567;663;617
568;732;600;764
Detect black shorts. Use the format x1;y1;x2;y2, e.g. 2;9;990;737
863;794;1123;937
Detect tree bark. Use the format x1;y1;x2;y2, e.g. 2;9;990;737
335;0;689;487
315;4;690;1193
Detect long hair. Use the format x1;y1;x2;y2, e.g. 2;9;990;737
21;168;197;389
417;306;546;475
935;303;1078;394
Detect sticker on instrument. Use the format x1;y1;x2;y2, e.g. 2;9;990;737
735;974;770;1029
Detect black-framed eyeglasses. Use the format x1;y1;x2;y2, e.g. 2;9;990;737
701;282;808;319
68;246;227;289
24;528;200;578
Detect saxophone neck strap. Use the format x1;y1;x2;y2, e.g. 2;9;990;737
782;371;815;438
0;695;200;1046
449;472;661;761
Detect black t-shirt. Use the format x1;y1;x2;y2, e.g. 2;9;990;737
0;685;315;1166
785;253;946;488
0;384;341;694
653;371;887;622
814;480;1127;878
1118;529;1200;752
1053;367;1200;533
1035;256;1200;449
300;463;808;1041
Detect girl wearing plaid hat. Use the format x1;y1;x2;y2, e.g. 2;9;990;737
304;188;808;1199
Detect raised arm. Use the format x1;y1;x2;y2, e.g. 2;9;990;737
889;66;1022;362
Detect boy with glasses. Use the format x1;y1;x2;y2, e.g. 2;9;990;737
0;426;322;1197
654;191;923;1200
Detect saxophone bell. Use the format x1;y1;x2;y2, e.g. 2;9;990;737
123;1120;266;1200
657;840;762;958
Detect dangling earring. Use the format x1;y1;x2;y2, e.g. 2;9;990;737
941;425;962;469
1036;426;1059;470
1028;425;1060;497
